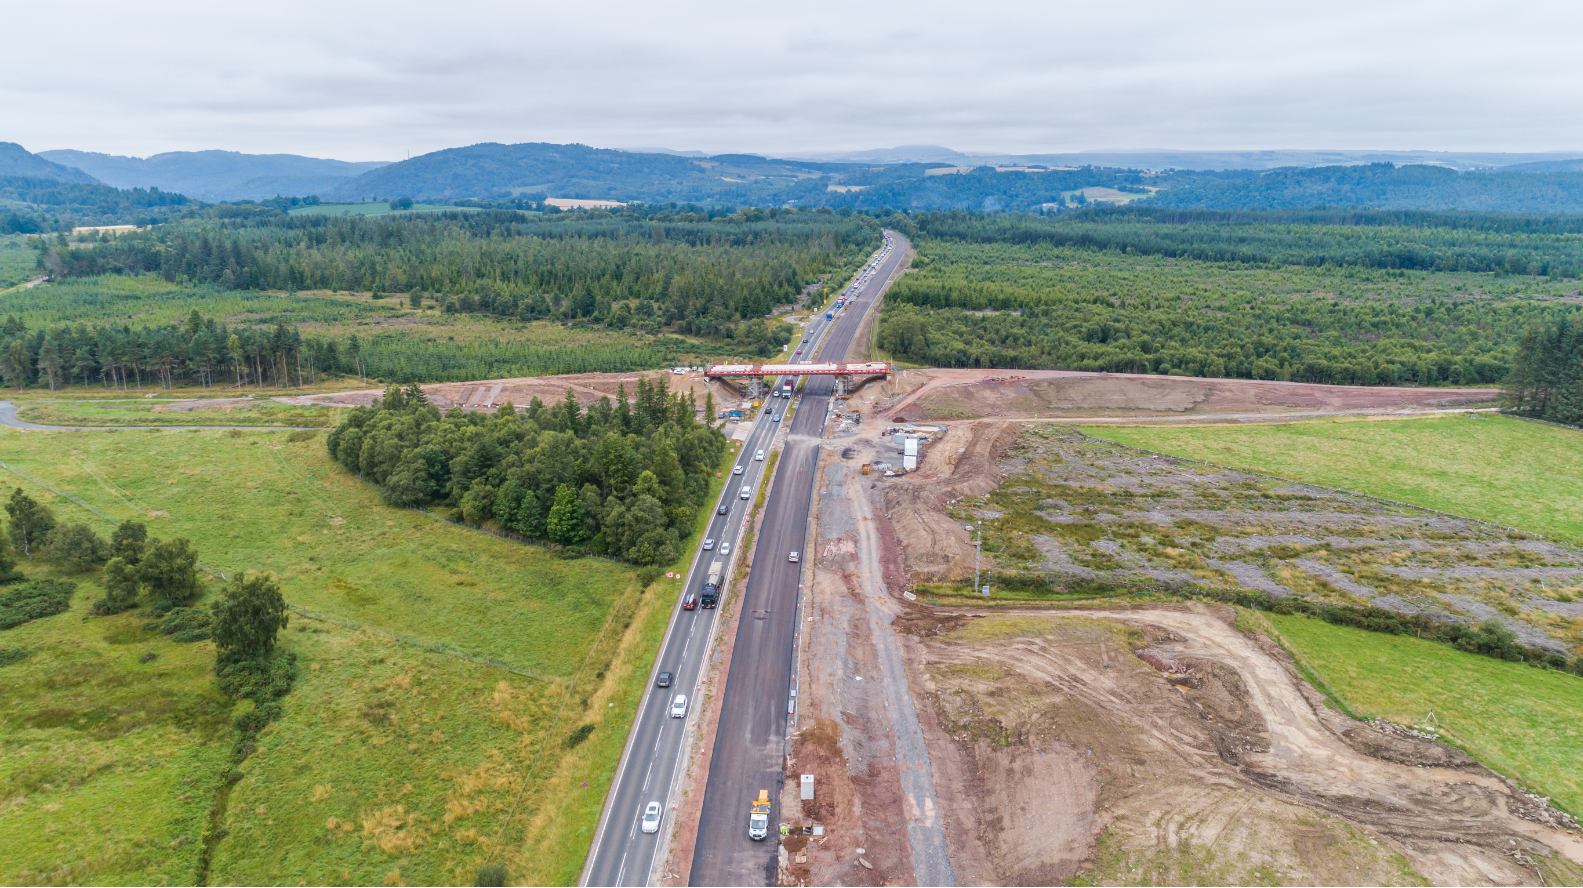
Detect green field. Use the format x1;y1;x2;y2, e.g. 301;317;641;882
0;426;735;884
287;203;475;217
1092;414;1583;543
1266;612;1583;816
16;399;347;428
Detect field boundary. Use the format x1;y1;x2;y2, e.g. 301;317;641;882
1076;427;1535;538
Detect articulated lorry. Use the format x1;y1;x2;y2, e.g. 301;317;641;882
701;559;724;608
749;790;771;840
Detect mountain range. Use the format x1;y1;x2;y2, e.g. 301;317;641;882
36;149;389;202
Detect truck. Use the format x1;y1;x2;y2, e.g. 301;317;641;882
781;382;793;398
825;311;833;320
701;559;724;608
749;790;771;840
836;297;845;308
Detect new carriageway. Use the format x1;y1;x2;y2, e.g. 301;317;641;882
704;361;892;397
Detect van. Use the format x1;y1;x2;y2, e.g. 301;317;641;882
740;486;751;500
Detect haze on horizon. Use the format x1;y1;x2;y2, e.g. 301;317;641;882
4;0;1581;163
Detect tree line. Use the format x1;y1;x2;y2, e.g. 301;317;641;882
326;374;727;566
0;310;370;391
1148;162;1583;215
0;176;201;234
1506;312;1583;425
42;209;878;352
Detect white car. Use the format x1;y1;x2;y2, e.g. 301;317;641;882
719;542;730;555
641;801;662;834
755;450;765;461
733;465;744;475
788;552;799;563
703;538;715;551
740;486;751;500
670;695;688;718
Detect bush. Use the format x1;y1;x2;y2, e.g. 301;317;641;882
565;723;595;748
635;565;661;589
155;606;213;642
0;646;29;667
474;863;509;887
0;579;76;629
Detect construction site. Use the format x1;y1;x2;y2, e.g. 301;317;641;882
777;369;1583;886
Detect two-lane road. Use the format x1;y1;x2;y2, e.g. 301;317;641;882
580;231;904;887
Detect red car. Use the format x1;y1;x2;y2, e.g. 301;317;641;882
682;591;698;610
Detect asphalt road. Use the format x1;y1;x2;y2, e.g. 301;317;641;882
688;231;910;887
580;231;904;888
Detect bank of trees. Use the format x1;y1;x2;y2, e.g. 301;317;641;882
44;209;878;348
326;375;726;565
1506;312;1583;425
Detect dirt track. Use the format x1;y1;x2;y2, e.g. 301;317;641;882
902;605;1583;885
862;369;1500;424
277;370;738;412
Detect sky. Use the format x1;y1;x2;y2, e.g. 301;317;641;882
4;0;1582;162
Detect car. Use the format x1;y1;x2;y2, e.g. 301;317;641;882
795;349;802;355
641;801;662;834
717;503;729;515
740;486;751;500
773;414;781;422
788;552;799;563
719;542;730;555
682;591;697;610
755;449;765;461
670;695;688;718
703;538;715;550
733;465;744;475
656;671;673;688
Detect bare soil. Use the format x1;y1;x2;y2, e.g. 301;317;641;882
277;370;741;413
861;369;1500;424
901;605;1583;886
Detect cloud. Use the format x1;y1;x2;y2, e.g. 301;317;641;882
3;0;1581;159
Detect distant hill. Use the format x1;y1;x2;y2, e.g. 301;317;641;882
1497;158;1583;173
37;149;389;201
0;175;201;233
1147;163;1583;213
325;142;863;203
0;143;98;184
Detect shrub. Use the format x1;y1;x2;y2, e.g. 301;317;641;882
0;646;29;667
565;723;596;748
42;523;111;572
0;579;77;629
155;606;213;642
474;863;509;887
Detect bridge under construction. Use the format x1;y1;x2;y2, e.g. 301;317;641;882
704;361;892;396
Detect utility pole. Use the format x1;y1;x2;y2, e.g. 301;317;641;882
972;524;984;596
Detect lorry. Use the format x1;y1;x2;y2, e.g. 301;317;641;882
825;311;833;320
701;559;724;608
748;790;771;840
781;382;793;398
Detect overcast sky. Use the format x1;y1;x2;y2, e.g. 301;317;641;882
4;0;1581;161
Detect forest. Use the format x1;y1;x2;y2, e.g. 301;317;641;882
325;375;726;566
877;231;1579;385
908;206;1583;277
42;208;877;351
1506;312;1583;425
1149;163;1583;214
0;176;202;233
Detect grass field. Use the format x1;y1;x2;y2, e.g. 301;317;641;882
1092;414;1583;543
0;426;736;884
1265;612;1583;816
15;399;346;427
287;203;476;218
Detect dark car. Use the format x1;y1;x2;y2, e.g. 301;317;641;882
656;671;673;688
682;591;697;610
717;503;729;515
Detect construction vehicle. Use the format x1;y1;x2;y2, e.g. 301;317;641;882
860;463;871;475
749;790;771;840
701;559;724;608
